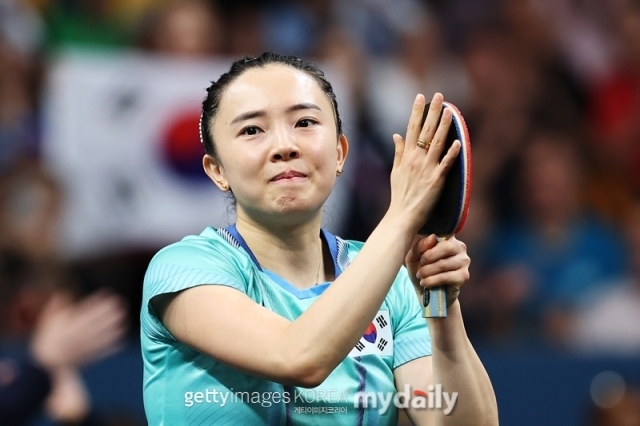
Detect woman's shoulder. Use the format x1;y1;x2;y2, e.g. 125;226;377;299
149;226;247;269
142;226;253;298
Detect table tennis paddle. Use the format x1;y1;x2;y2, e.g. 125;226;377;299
419;101;472;318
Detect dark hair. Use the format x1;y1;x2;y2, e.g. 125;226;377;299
200;52;343;160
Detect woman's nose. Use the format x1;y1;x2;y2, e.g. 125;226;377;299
271;131;300;161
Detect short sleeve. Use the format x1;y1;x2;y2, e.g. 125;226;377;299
141;233;250;341
388;267;432;369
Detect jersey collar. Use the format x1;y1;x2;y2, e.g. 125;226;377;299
224;224;344;279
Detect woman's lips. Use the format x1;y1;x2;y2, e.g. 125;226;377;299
271;170;307;182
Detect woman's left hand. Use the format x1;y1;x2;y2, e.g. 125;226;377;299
405;234;470;306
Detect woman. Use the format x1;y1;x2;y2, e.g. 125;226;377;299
141;52;498;425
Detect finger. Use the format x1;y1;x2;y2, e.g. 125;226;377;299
74;297;123;322
85;308;128;334
417;234;437;251
426;107;453;163
416;256;466;279
73;297;127;328
39;292;73;319
406;234;427;265
77;291;125;312
420;269;470;288
392;134;405;169
405;94;426;151
74;317;127;357
436;140;462;174
417;93;444;150
420;240;458;265
420;238;466;265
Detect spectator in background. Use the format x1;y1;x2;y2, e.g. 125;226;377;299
461;0;587;243
135;0;222;58
0;253;127;426
0;161;62;261
524;0;618;85
569;198;640;355
0;41;41;172
366;9;471;158
332;0;426;56
0;0;43;179
261;0;330;57
0;0;45;57
343;6;472;241
459;27;535;250
467;131;627;345
587;0;640;224
0;161;131;425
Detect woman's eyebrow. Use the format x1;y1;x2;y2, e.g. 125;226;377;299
286;103;321;113
230;103;322;126
230;110;266;126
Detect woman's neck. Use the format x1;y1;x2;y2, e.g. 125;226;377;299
235;215;329;289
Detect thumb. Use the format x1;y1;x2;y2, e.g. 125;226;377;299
415;234;437;264
392;134;405;169
419;234;438;252
405;234;422;266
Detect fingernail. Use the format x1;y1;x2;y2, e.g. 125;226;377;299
416;271;422;280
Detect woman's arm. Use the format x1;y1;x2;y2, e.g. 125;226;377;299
393;235;498;426
394;303;498;426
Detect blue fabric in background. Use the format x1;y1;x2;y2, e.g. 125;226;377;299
481;214;627;308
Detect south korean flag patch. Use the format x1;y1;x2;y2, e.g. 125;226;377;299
348;311;393;357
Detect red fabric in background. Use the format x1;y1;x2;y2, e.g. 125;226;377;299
589;70;640;190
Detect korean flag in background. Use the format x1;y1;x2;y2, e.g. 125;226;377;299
349;311;393;357
42;49;354;259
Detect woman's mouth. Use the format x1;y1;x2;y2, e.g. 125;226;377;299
271;170;307;182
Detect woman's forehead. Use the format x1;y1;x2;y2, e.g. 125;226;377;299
217;65;331;119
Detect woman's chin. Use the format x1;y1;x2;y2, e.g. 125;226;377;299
264;199;324;224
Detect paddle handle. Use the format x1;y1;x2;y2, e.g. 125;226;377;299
422;236;449;318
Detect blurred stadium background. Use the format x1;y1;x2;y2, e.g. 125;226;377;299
1;0;640;424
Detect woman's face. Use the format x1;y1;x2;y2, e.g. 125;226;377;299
204;64;347;225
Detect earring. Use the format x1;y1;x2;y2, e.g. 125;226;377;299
220;183;229;191
336;169;343;176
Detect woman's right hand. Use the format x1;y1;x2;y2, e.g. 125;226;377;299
387;93;461;233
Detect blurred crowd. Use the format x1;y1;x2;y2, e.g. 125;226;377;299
1;0;640;424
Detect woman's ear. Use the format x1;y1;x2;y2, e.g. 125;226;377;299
203;155;230;191
336;134;349;175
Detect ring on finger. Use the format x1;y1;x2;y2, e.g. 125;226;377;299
417;139;430;149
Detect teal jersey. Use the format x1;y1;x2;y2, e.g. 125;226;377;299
141;225;431;425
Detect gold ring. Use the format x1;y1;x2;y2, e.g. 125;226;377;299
417;139;430;149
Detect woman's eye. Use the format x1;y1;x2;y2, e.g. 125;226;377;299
297;119;317;128
241;126;261;136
